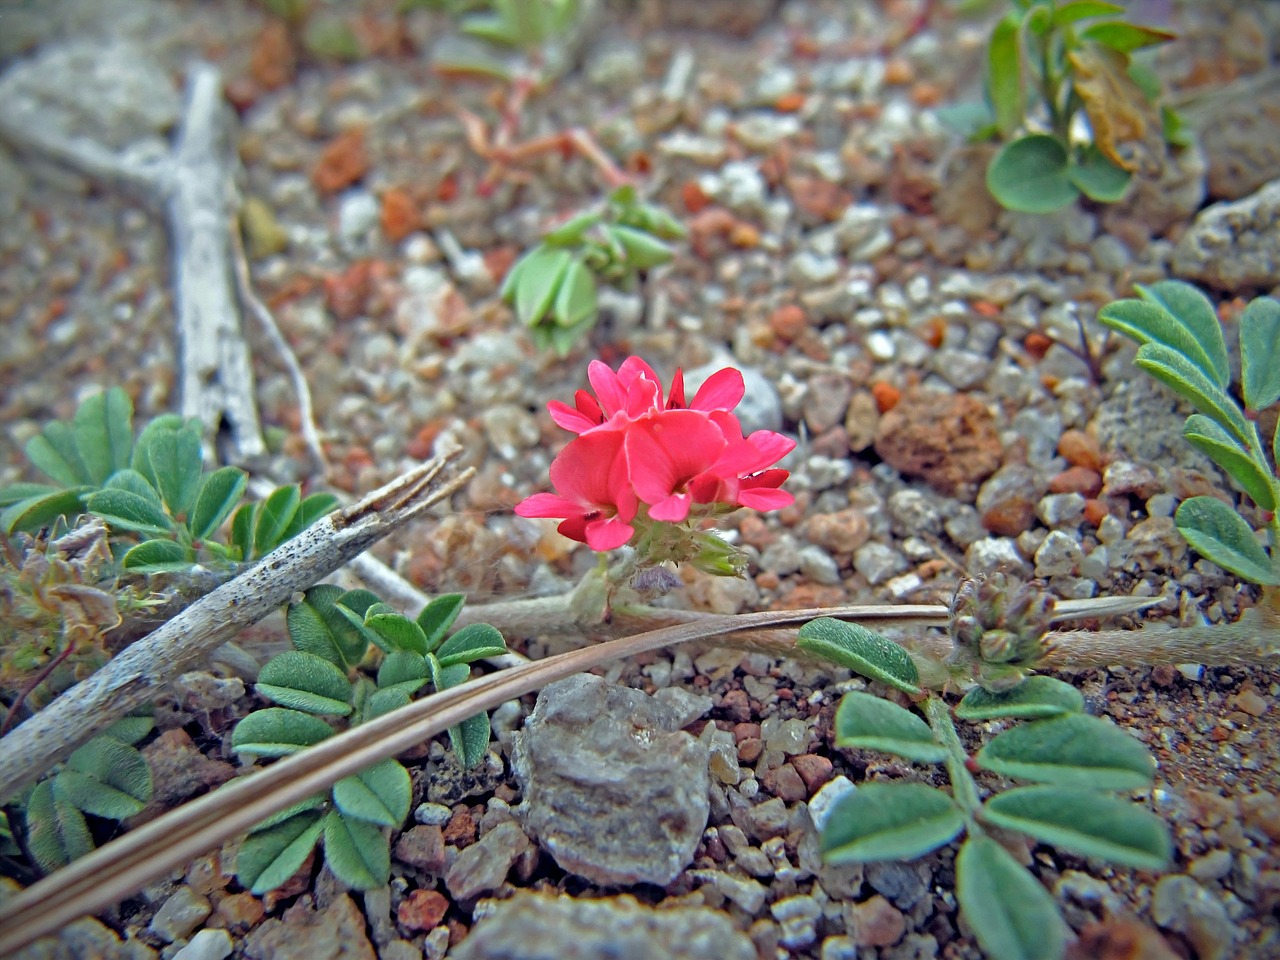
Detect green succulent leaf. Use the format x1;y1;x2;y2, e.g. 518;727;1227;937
1135;343;1252;446
986;11;1024;135
982;786;1171;869
1067;146;1131;202
956;836;1067;960
416;594;466;652
237;809;325;894
512;247;573;327
377;650;430;695
543;210;603;246
821;782;965;864
231;707;335;758
1240;296;1280;412
27;421;91;488
1182;415;1276;510
254;484;302;558
1080;20;1176;53
256;651;354;716
87;471;173;536
332;759;411;827
552;258;598;329
986;135;1078;213
608;225;674;271
189;466;249;541
25;779;94;874
1051;1;1123;25
122;538;194;573
72;388;134;486
796;618;921;694
1175;496;1278;585
364;687;412;721
435;623;508;667
1136;281;1231;388
833;691;947;764
323;809;390;890
956;676;1084;720
976;713;1155;790
56;736;153;820
1;488;89;535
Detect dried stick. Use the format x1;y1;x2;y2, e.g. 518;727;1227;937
0;452;473;806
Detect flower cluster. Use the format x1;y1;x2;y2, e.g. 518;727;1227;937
515;357;795;565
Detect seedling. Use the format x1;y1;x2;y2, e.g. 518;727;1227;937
943;0;1183;213
231;586;508;892
501;189;685;353
1099;281;1280;586
799;613;1170;960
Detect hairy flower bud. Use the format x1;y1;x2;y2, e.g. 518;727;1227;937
949;573;1056;687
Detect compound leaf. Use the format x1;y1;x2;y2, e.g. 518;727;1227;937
57;736;152;819
25;779;93;873
1182;415;1276;510
435;622;508;667
237;809;324;894
821;782;964;864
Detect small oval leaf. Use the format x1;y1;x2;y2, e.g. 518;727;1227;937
1182;415;1277;510
323;809;390;890
377;651;430;695
232;708;334;758
956;836;1067;960
253;484;302;558
189;466;248;540
833;691;947;764
435;622;508;667
1135;342;1252;445
796;618;921;694
956;677;1084;721
1175;496;1278;585
73;387;134;486
514;247;572;327
976;713;1155;790
1241;296;1280;412
256;651;354;716
122;539;193;574
332;759;411;826
417;594;466;651
986;135;1078;213
821;782;965;864
237;809;325;894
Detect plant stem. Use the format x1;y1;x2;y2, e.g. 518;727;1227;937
924;696;981;816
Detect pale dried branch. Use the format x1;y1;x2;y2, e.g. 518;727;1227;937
0;452;473;806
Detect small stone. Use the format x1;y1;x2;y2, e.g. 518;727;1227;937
790;755;833;795
415;803;452;826
772;895;822;949
1241;791;1280;840
245;893;375;960
805;373;854;433
172;929;233;960
337;189;379;248
866;860;930;910
690;870;768;913
1036;493;1085;527
444;820;531;900
819;935;860;960
807;777;856;831
850;895;906;947
1188;849;1234;882
1058;428;1104;471
744;797;790;841
1034;530;1083;577
394;825;447;873
806;508;872;555
1103;461;1160;499
443;807;477;846
875;389;1002;499
397;889;450;932
844;391;880;453
965;537;1031;576
1151;874;1237;960
853;542;908;585
312;128;369;195
1229;688;1269;718
977;465;1039;538
1048;466;1103;498
764;763;808;803
798;544;842;585
1172;179;1280;292
210;892;264;933
150;887;212;943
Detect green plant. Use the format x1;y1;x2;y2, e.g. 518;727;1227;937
12;716;153;874
231;586;508;892
0;388;338;572
1099;281;1280;586
945;0;1181;213
501;186;685;354
798;616;1170;960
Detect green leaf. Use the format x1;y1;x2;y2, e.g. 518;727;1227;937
87;472;173;536
0;481;60;509
365;687;411;720
322;809;390;890
1137;281;1231;387
256;651;354;716
986;135;1079;213
1100;298;1229;392
28;421;91;488
934;101;998;140
956;836;1067;960
122;538;194;573
237;809;325;894
57;737;153;819
982;786;1171;869
232;707;335;758
833;692;947;764
189;466;249;540
141;426;203;518
608;225;674;271
1175;496;1278;585
1067;146;1131;202
102;714;155;746
131;414;187;478
956;677;1084;720
1;489;88;534
976;713;1155;790
461;11;519;46
1080;20;1176;53
1241;296;1280;412
551;258;598;329
429;655;470;692
25;779;93;873
377;650;430;696
286;584;372;669
1135;343;1252;445
1051;1;1123;25
1182;415;1277;510
821;782;965;863
986;11;1024;135
254;484;302;558
281;492;339;541
796;618;921;694
451;712;493;768
417;594;465;651
332;759;411;826
73;388;134;485
230;502;256;560
364;606;430;656
513;247;573;327
543;210;603;246
435;622;508;667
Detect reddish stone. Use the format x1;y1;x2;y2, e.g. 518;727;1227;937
981;497;1036;537
1023;331;1053;359
851;895;906;947
443;807;476;847
1058;429;1105;471
763;763;808;803
737;739;764;763
210;892;264;932
874;389;1002;499
870;381;900;413
720;689;752;723
397;889;449;932
394;825;447;873
789;754;834;794
768;305;807;341
806;508;871;555
787;175;850;223
1048;466;1104;498
1083;498;1111;527
682;180;711;214
733;722;762;743
312;129;369;195
380;187;420;242
250;20;296;91
323;261;373;322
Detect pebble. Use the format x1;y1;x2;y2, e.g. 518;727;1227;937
444;820;531;900
396;889;450;932
965;537;1031;576
171;929;233;960
850;894;906;947
806;508;872;555
1151;874;1237;960
772;895;822;949
808;777;856;831
415;802;452;826
689;869;768;913
336;189;380;249
798;544;842;585
149;887;212;943
1036;492;1085;527
1034;530;1084;577
874;389;1002;498
1171;179;1280;292
394;825;447;874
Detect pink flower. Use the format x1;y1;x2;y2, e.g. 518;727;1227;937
513;430;638;550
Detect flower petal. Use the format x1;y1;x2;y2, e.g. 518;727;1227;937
648;493;691;522
690;368;745;411
584;516;635;550
548;399;600;434
514;492;581;519
625;410;726;506
667;368;687;409
738;487;794;510
587;359;627;416
549;431;628;509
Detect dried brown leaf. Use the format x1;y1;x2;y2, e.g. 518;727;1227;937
1067;44;1153;171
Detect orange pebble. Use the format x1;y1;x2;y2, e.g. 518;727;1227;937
769;304;807;340
1023;331;1053;359
774;91;806;113
870;381;901;413
1083;498;1110;526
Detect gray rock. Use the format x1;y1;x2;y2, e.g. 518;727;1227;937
689;869;768;913
1036;493;1085;528
931;349;990;391
0;38;180;149
1172;178;1280;292
1200;86;1280;200
1034;530;1084;577
866;860;931;910
853;542;908;586
772;895;822;949
965;537;1031;576
1103;140;1207;237
444;820;532;900
1151;874;1238;960
450;892;756;960
2;875;158;959
887;489;942;537
336;190;380;250
171;930;233;960
149;887;212;944
798;544;842;585
244;893;375;960
511;674;710;886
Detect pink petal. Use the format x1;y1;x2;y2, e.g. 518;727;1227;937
547;399;600;434
690;368;745;411
738;487;794;511
625;411;726;506
667;368;686;409
648;493;691;522
746;429;796;463
514;492;581;519
584;516;635;550
587;360;627;416
549;431;628;508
